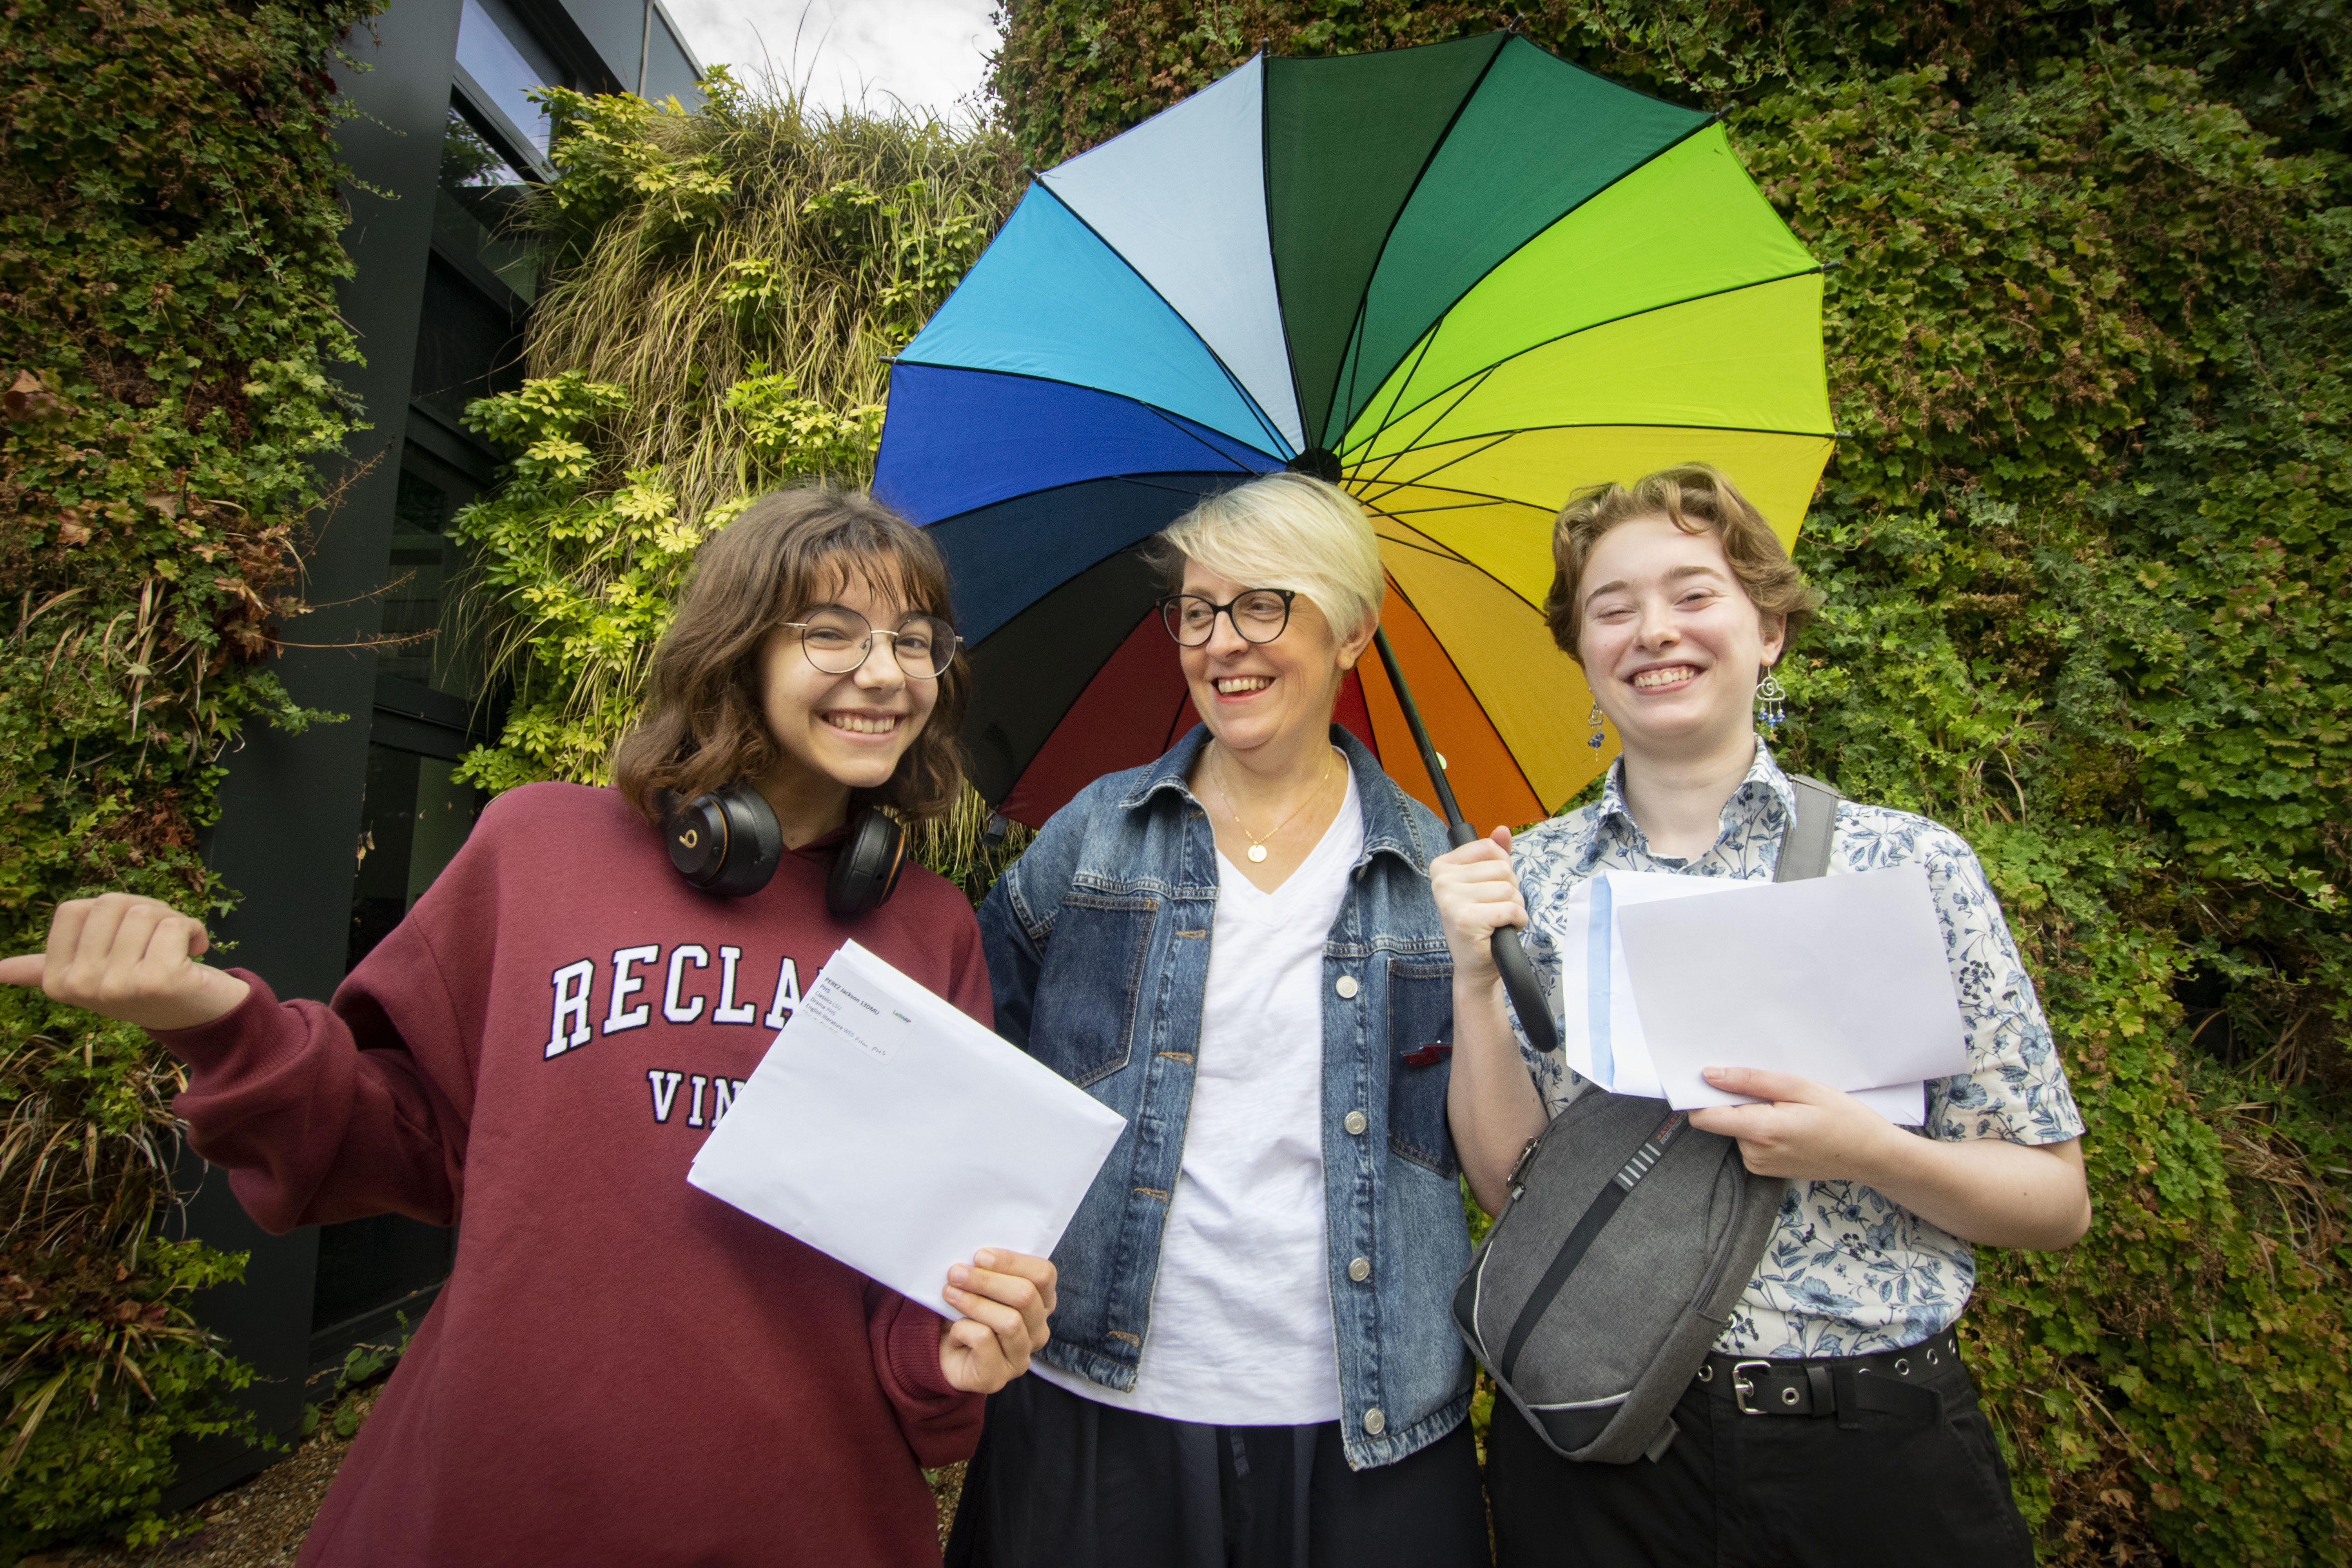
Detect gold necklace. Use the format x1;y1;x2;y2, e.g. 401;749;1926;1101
1213;745;1336;863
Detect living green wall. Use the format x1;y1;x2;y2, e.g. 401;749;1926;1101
0;0;376;1551
992;4;2352;1564
449;77;1030;886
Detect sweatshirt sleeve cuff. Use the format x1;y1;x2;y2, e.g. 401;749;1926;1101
149;969;300;1077
886;1299;960;1400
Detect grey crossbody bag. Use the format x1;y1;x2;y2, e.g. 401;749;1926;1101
1451;775;1842;1464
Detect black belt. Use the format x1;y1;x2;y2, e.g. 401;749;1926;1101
1695;1330;1961;1428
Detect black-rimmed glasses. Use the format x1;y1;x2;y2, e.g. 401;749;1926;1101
783;608;962;679
1158;589;1297;647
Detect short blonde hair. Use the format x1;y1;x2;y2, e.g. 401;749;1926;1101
1150;473;1384;637
1544;465;1822;665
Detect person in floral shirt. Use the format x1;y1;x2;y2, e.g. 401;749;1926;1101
1432;465;2089;1568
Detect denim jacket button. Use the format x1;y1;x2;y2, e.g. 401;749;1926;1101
1343;1110;1368;1136
1334;975;1359;999
1363;1407;1386;1435
1348;1256;1371;1283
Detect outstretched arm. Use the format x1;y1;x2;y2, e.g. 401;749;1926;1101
1690;1067;2090;1250
2;892;463;1230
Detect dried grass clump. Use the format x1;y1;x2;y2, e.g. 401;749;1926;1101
521;74;1019;527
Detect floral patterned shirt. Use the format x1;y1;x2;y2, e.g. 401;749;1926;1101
1508;744;2084;1357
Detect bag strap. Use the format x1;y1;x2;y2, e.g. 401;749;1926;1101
1773;774;1843;883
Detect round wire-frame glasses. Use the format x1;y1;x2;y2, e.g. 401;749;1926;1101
783;607;962;679
1158;588;1297;647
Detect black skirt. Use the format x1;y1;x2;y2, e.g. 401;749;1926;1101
946;1373;1491;1568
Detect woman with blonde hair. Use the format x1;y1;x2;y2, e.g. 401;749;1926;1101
947;472;1488;1567
1434;465;2088;1567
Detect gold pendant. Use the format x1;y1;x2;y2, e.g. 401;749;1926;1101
1247;844;1269;863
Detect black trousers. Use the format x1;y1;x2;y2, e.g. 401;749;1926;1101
947;1372;1491;1568
1488;1350;2034;1568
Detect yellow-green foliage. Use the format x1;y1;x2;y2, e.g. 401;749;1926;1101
997;4;2352;1564
0;0;378;1551
453;75;1025;879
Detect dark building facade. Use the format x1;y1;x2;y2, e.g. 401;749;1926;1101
169;0;701;1505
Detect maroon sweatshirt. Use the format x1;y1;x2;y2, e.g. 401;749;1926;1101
158;782;988;1567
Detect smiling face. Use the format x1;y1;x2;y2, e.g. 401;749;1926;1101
754;569;938;811
1576;514;1785;763
1178;560;1372;762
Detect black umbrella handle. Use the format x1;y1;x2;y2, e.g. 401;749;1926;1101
1371;630;1561;1059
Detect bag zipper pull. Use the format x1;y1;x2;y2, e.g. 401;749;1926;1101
1507;1134;1542;1200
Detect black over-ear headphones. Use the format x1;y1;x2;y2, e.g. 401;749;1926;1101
660;782;908;916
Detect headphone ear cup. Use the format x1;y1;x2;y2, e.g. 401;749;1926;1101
665;783;782;897
826;809;906;918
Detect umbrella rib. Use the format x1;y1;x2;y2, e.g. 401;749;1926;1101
1351;426;1523;497
1333;105;1730;440
1387;417;1841;446
1378;570;1554;818
892;361;1288;470
1370;517;1543;613
1326;33;1514;452
1356;421;1833;505
1339;264;1829;460
921;470;1261;532
1262;51;1313;462
1031;180;1297;458
1135;399;1285;475
1372;529;1473;564
1353;364;1501;490
1351;319;1449;470
1372;495;1548;520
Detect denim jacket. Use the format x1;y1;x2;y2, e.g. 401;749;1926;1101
980;724;1474;1470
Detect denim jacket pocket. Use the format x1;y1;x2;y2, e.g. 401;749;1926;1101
1030;891;1160;1087
1385;958;1458;1179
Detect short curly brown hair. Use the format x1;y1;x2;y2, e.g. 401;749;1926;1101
613;487;970;824
1543;464;1822;665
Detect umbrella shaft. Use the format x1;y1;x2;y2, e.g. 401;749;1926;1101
1372;628;1474;848
1370;629;1560;1057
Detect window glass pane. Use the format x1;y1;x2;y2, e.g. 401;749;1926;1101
348;746;484;971
455;0;554;153
436;107;537;303
380;459;484;698
410;254;523;428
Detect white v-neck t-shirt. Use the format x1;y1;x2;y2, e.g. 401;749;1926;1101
1034;763;1364;1424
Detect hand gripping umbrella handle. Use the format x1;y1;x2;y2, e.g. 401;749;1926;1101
1371;630;1561;1059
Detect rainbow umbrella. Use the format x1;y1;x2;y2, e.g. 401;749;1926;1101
874;31;1833;832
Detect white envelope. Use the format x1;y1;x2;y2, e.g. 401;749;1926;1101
687;940;1127;1318
1613;864;1966;1115
1548;871;1927;1123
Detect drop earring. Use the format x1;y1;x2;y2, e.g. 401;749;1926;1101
1755;668;1789;730
1586;697;1607;751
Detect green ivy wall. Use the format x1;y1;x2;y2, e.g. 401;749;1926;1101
991;4;2352;1564
0;0;377;1552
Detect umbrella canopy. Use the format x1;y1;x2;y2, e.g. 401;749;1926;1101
875;32;1834;830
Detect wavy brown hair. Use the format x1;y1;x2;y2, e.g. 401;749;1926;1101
613;487;970;824
1542;464;1824;665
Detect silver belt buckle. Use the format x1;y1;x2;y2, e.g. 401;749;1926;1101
1731;1359;1774;1416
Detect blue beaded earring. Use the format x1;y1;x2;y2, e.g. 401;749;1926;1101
1586;697;1607;750
1755;667;1789;730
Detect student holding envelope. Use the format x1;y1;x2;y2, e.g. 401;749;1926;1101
1;490;1055;1568
1432;465;2090;1568
948;473;1488;1568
